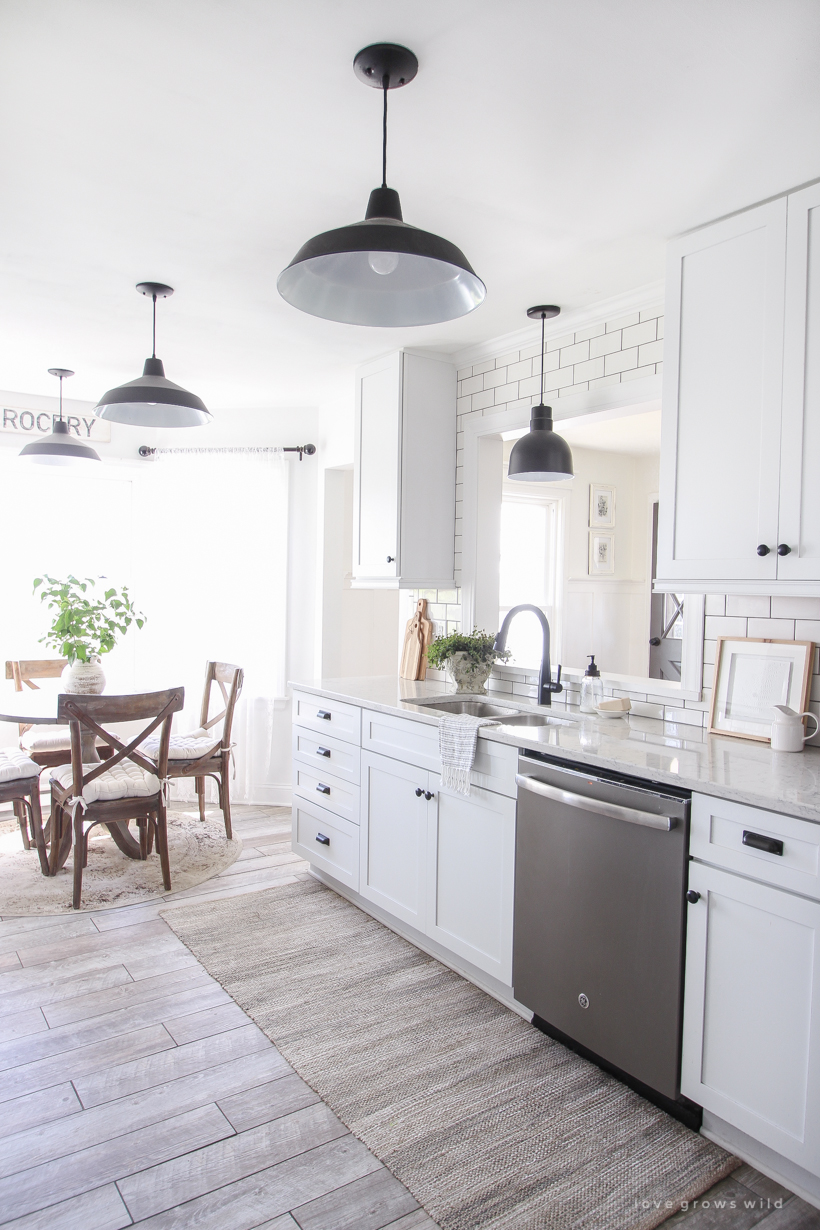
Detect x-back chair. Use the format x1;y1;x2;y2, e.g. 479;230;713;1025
0;749;48;874
5;659;116;767
49;688;184;909
142;662;243;840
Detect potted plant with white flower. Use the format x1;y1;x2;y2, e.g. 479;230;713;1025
33;574;146;694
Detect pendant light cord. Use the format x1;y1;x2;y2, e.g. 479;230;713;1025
152;294;157;359
58;373;63;422
540;311;545;402
382;73;389;187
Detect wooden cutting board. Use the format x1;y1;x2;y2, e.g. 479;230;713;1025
400;598;434;680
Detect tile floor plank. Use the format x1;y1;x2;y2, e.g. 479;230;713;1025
16;919;178;967
162;1000;249;1045
73;1022;272;1107
217;1073;321;1132
290;1167;420;1230
0;1182;133;1230
0;1006;48;1043
0;1102;234;1223
381;1212;439;1230
41;964;214;1027
123;949;201;981
0;963;134;1013
0;934;183;992
0;951;21;973
0;916;99;956
118;1102;349;1220
0;1081;82;1138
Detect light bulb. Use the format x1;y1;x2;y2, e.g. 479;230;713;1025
368;251;399;276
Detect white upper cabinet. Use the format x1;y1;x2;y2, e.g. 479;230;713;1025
353;351;456;589
657;198;787;586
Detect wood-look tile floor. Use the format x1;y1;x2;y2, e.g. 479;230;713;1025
0;802;817;1230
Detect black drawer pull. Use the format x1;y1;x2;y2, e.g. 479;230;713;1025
317;709;332;720
743;830;784;856
316;747;331;757
316;783;331;795
315;833;330;846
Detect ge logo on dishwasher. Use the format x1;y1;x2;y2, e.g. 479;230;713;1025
578;993;590;1009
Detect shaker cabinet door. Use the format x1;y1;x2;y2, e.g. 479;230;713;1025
359;750;427;929
777;183;820;580
657;199;786;583
681;862;820;1172
353;353;401;581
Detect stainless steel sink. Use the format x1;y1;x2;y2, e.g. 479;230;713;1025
423;699;519;718
494;712;561;726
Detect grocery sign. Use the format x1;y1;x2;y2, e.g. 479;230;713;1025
0;407;111;443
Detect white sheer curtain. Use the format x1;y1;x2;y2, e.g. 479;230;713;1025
133;448;289;803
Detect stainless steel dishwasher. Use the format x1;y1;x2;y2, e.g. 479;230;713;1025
513;750;699;1127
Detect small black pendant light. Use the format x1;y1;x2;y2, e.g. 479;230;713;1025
19;368;101;466
507;306;574;482
277;44;486;327
94;283;212;428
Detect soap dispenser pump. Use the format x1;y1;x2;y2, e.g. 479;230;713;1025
580;655;603;713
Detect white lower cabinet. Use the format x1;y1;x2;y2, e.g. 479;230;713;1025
682;859;820;1172
292;795;360;891
360;751;429;930
427;777;515;984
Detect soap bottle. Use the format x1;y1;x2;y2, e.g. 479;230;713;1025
580;655;603;713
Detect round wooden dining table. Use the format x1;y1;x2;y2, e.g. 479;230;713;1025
0;691;142;860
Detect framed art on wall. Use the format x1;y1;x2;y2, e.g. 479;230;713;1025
589;484;615;527
589;531;615;575
708;637;815;741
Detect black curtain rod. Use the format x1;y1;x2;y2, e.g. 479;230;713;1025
138;444;317;461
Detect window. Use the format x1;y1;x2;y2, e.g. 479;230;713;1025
498;492;563;668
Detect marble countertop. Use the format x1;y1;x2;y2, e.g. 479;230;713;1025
291;675;820;823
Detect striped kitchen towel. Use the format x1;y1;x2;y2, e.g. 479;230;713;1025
438;714;493;796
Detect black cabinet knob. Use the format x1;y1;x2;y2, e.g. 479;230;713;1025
686;890;701;904
649;637;661;646
387;555;395;563
424;790;434;801
757;544;770;556
777;543;792;556
415;787;424;797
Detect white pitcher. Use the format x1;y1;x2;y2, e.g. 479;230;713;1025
771;704;819;752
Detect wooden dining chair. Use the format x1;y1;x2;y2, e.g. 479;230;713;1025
141;662;243;839
5;659;116;768
48;688;184;909
0;749;48;875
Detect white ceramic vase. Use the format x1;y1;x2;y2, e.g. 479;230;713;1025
62;657;106;695
446;652;494;694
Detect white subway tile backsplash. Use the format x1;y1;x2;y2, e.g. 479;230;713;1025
457;367;472;382
796;620;820;640
604;347;639;375
705;595;726;616
494;382;520;405
621;364;655;383
771;597;820;618
574;322;607;342
640;307;664;323
590;331;622;359
507;359;532;382
559;340;590;367
638;339;664;366
606;312;640;332
472;388;495;411
622;320;657;349
629;701;665;720
726;595;771;617
663;707;704;727
589;373;622;390
561;381;587;395
461;374;483;395
705;615;748;638
483;366;509;389
573;356;605;383
495;351;520;369
519;343;542;361
473;360;495;376
747;618;796;639
456;397;472;416
703;639;717;665
656;317;665;339
518;374;542;398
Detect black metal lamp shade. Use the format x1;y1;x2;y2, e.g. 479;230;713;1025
19;418;101;466
508;404;574;482
94;357;212;428
277;189;485;327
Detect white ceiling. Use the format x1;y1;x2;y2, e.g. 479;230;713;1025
1;0;818;411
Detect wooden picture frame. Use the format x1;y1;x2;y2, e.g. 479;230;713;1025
589;531;615;575
708;637;815;742
589;484;615;528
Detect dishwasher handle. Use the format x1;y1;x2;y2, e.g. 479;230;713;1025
516;773;676;831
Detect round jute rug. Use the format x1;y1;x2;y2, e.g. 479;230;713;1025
0;807;242;914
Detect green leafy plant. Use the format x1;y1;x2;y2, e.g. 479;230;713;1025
426;627;511;670
33;575;146;665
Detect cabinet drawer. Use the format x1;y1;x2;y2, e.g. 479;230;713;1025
293;693;361;745
691;793;820;899
292;727;360;785
362;709;440;771
292;797;359;890
293;765;360;826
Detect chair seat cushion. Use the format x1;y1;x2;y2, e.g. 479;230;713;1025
20;726;107;754
50;760;159;804
0;748;40;782
141;731;221;760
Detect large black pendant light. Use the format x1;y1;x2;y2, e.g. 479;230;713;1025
94;283;211;428
277;44;486;327
19;368;101;467
508;306;574;482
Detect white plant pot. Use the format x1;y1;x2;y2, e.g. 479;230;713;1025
446;652;494;694
62;657;106;695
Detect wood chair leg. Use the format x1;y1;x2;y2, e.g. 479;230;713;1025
28;787;49;876
155;804;172;892
220;767;232;841
72;815;85;909
13;799;30;849
138;817;148;860
48;802;63;876
195;777;206;823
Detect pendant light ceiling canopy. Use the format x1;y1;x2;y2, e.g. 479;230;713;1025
507;306;575;483
94;283;212;428
277;44;486;327
19;368;102;467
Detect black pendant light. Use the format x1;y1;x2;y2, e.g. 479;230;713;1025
94;283;211;428
277;44;486;327
19;368;101;467
508;306;574;482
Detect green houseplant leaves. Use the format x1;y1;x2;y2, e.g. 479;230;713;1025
33;575;146;665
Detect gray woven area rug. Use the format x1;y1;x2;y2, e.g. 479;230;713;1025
162;878;737;1230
